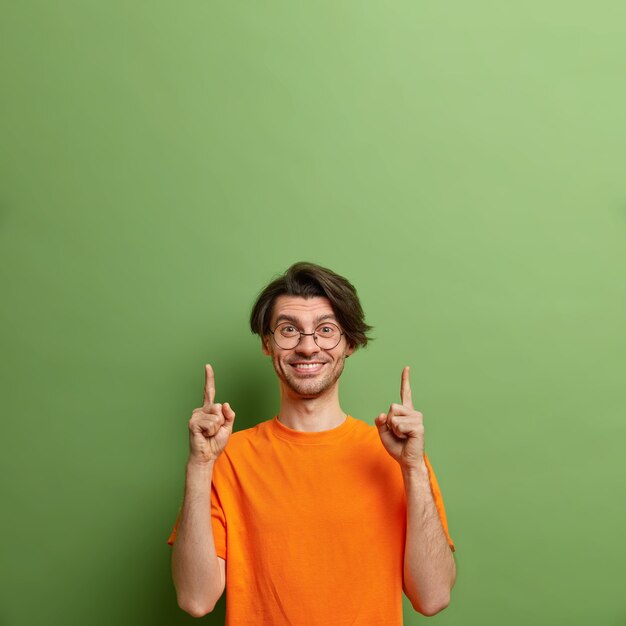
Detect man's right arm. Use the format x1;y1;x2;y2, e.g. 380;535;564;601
171;364;235;617
171;460;226;616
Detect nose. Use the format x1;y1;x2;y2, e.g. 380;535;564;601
295;332;319;356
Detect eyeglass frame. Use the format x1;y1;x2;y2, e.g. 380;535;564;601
268;321;345;350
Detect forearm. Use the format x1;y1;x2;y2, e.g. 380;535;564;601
171;461;224;616
402;462;456;616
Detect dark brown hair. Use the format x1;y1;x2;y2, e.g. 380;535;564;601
250;262;373;350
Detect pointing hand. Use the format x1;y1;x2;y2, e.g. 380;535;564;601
375;366;425;470
187;364;236;465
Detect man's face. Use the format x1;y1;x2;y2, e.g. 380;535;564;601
263;295;354;398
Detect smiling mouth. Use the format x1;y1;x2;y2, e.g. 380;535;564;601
290;362;325;373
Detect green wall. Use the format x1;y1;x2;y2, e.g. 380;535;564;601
1;2;625;625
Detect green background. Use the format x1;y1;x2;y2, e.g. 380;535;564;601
1;2;625;625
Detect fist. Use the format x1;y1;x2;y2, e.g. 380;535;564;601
188;364;236;464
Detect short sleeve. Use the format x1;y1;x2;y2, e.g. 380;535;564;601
210;479;227;558
423;453;456;552
166;481;227;560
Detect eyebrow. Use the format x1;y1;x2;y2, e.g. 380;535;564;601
274;313;337;327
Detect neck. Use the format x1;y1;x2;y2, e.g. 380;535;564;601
277;384;347;432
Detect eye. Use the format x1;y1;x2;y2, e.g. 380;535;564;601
317;324;338;336
278;324;299;337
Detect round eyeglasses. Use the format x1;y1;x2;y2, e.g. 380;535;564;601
270;322;344;350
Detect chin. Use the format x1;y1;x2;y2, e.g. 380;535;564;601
280;372;337;397
287;380;330;397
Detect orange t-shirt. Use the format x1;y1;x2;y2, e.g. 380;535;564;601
168;416;455;625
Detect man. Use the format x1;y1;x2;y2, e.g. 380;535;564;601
169;262;456;625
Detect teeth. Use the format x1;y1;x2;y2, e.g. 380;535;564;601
294;363;321;369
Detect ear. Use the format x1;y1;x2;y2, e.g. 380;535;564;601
262;335;271;356
345;343;355;358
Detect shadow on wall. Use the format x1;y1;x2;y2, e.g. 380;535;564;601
219;348;279;432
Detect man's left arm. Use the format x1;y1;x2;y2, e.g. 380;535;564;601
401;460;456;616
375;366;456;617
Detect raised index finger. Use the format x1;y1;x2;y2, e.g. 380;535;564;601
204;364;216;406
400;366;413;409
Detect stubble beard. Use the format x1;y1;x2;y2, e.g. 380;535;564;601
275;354;348;398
